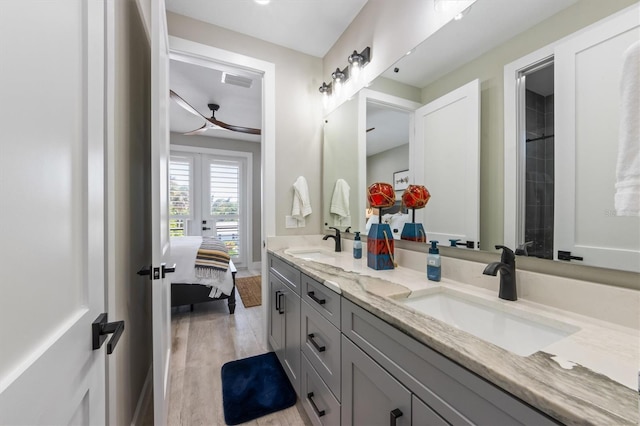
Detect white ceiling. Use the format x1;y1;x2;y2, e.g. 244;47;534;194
165;0;369;58
166;0;368;142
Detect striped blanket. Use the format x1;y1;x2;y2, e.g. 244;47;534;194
194;237;230;281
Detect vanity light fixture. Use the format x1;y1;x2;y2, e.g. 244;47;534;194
318;81;332;96
348;46;371;78
254;0;270;5
331;66;348;84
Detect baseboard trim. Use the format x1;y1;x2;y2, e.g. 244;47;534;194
251;261;261;272
130;365;153;426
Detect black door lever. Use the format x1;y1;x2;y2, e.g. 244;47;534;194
92;313;125;354
162;263;176;278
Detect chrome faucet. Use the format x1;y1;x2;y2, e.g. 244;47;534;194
322;227;342;252
483;245;517;301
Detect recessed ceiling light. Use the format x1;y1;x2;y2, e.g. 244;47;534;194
254;0;270;5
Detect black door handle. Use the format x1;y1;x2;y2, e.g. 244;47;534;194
162;263;176;278
137;265;160;280
390;408;403;426
275;290;281;311
278;292;285;314
92;313;125;355
137;265;152;276
202;227;211;231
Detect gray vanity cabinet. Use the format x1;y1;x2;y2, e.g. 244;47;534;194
268;256;301;395
342;299;559;426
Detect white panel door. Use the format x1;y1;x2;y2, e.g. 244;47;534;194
151;0;172;425
0;1;108;424
555;5;640;272
413;79;481;248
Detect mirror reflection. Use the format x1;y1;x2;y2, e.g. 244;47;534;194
323;0;639;273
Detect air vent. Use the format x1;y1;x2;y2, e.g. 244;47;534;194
221;72;253;88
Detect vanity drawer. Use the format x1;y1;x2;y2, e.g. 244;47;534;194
301;273;341;328
301;353;341;426
301;300;341;401
269;254;301;294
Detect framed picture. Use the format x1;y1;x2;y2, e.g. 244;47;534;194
393;169;409;191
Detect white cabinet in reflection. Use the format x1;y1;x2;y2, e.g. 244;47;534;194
413;79;481;248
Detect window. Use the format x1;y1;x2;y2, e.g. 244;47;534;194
206;159;242;258
169;155;193;236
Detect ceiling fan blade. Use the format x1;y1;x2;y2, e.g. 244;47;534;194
182;123;210;136
210;117;261;135
170;90;209;120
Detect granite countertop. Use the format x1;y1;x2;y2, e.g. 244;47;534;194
268;248;639;425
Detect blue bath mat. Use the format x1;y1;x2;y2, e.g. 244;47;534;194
221;352;297;425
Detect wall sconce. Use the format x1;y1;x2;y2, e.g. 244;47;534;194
348;46;370;79
319;46;371;97
318;81;332;96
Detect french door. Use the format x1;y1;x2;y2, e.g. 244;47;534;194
170;150;250;267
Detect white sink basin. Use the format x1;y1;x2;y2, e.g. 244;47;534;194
284;247;338;263
400;288;579;356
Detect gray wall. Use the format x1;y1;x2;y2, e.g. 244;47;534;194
112;1;152;424
167;12;324;237
367;144;410;189
170;133;262;263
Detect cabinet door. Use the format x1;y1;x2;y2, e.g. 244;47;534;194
268;272;285;355
555;4;640;271
283;287;301;394
412;395;448;426
342;336;411;426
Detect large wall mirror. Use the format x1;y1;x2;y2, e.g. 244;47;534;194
322;0;640;275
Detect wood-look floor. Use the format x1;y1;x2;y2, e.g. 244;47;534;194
166;269;312;426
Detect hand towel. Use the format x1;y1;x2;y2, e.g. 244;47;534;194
291;176;312;220
615;40;640;216
330;179;351;217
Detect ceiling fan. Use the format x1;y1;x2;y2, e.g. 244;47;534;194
169;89;261;136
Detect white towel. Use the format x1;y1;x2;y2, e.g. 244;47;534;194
615;40;640;216
330;179;351;217
291;176;312;220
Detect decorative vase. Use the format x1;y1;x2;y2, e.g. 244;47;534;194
367;223;395;270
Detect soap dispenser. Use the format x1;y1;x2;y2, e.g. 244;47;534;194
353;232;362;259
427;240;441;281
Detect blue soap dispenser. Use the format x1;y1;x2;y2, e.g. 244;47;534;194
353;232;362;259
427;240;441;281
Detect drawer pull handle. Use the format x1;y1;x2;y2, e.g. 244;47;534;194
390;408;403;426
307;291;326;305
307;392;326;417
307;333;326;352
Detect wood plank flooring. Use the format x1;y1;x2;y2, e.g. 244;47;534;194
167;270;312;426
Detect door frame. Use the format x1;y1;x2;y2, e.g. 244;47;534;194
167;35;276;338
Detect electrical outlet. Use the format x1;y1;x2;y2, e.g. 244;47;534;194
285;215;298;228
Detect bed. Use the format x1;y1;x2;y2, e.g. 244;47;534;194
169;236;237;314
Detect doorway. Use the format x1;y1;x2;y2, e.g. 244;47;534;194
519;60;555;259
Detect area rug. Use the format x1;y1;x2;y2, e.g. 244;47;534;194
235;275;262;308
221;352;296;425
